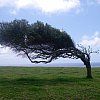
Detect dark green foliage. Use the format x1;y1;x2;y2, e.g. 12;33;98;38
0;20;29;47
0;19;75;63
0;20;75;50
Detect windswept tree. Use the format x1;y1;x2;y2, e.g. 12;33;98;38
0;19;96;78
76;44;99;78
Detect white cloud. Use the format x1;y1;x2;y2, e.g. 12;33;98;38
0;0;14;7
80;31;100;47
0;45;11;54
96;0;100;4
10;10;17;15
0;0;80;14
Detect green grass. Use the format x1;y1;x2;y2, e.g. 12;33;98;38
0;67;100;100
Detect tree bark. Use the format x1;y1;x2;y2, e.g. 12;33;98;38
75;48;93;78
78;53;93;78
85;62;93;78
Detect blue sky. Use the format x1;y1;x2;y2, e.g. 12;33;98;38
0;0;100;66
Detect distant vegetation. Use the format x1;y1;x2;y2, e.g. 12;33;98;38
0;67;100;100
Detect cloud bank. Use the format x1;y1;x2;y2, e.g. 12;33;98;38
0;0;80;14
80;31;100;47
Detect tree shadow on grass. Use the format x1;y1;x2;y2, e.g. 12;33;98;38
0;77;92;86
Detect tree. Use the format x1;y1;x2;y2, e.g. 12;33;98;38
0;19;96;78
76;45;99;78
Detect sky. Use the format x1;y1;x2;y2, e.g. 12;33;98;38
0;0;100;66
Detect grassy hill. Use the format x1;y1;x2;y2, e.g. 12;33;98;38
0;67;100;100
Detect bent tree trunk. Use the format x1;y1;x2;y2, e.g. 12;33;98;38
85;62;92;78
81;59;93;78
78;52;93;78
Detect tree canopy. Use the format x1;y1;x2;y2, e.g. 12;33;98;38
0;19;76;63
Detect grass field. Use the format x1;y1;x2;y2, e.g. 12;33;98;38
0;67;100;100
